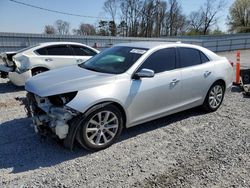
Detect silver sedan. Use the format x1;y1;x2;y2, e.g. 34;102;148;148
25;42;233;151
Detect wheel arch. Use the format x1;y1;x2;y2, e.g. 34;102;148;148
82;101;127;127
212;79;226;90
63;100;127;150
31;66;49;75
202;79;226;104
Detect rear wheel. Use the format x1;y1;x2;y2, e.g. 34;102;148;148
77;105;123;151
202;82;225;112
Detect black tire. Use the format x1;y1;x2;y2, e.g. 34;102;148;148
32;68;48;76
76;104;123;151
202;82;225;112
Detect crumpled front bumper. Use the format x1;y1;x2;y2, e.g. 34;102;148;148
26;93;78;139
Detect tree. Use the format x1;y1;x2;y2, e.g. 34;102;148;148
117;21;127;36
104;0;118;22
211;27;225;35
187;0;225;35
187;11;204;35
201;0;225;35
103;0;119;36
228;0;250;33
163;0;186;36
54;19;70;35
73;23;96;35
120;0;143;37
98;20;109;36
44;25;56;34
139;0;156;37
109;21;117;36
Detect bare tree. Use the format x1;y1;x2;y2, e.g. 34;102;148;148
188;11;204;34
73;23;96;35
139;0;156;37
54;20;70;35
44;25;56;34
120;0;143;37
104;0;119;22
201;0;225;35
156;0;167;37
228;0;250;33
186;0;225;35
163;0;185;36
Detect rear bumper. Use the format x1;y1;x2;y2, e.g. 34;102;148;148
8;70;32;86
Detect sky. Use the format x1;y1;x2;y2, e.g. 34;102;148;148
0;0;234;34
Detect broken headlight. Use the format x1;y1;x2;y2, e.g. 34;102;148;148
48;91;77;106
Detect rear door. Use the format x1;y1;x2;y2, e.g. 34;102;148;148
70;45;98;64
35;45;75;69
178;47;214;106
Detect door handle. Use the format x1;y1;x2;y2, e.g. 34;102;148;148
76;59;84;63
45;58;53;62
171;79;180;85
204;71;212;77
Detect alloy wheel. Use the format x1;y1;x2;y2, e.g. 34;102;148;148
85;111;119;146
208;85;223;109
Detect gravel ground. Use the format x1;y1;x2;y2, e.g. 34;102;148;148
1;51;250;187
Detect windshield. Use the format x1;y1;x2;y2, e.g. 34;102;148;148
80;46;148;74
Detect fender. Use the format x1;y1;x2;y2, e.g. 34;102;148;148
63;102;112;150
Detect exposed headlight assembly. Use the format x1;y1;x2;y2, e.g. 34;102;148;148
48;91;78;107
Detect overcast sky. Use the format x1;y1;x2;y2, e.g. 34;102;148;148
0;0;234;34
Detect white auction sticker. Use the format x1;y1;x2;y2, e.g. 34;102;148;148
130;49;147;54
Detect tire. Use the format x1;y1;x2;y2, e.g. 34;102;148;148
32;68;48;76
76;104;123;151
202;82;225;112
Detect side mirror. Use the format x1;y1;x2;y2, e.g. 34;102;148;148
134;68;155;79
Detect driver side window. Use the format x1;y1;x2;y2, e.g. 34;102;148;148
138;48;176;74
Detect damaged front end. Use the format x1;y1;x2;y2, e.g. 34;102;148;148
26;92;79;140
0;52;16;78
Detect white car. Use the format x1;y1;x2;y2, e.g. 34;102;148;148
25;42;233;151
0;42;99;86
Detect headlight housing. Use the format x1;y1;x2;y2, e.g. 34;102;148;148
48;92;78;106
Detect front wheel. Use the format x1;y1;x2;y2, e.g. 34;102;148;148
76;105;123;151
202;82;225;112
32;68;48;76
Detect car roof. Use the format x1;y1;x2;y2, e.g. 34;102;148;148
115;41;175;49
38;41;86;47
115;41;220;61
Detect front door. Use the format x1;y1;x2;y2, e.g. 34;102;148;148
126;47;182;126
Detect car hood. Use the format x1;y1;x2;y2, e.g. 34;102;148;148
25;65;116;97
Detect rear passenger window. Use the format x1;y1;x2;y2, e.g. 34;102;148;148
138;48;176;74
71;45;97;56
200;52;209;63
46;45;72;56
179;47;210;68
35;47;47;55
